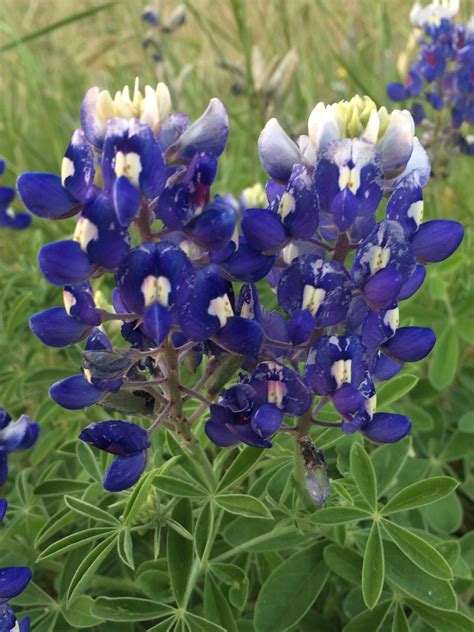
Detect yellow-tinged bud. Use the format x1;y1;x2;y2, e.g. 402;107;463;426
242;182;267;209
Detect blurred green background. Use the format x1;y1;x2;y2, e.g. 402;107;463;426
0;0;472;516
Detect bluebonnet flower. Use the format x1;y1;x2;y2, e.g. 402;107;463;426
79;420;151;492
205;362;311;447
0;410;39;486
0;501;31;631
19;85;464;500
0;161;31;230
387;1;473;159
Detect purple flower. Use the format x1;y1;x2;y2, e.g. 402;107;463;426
0;160;31;230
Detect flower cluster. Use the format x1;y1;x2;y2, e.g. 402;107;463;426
0;161;31;230
20;83;463;495
387;0;474;156
0;501;31;631
141;3;186;64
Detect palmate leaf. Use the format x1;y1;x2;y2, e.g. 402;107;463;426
323;544;363;585
64;495;120;526
66;534;118;604
204;574;238;632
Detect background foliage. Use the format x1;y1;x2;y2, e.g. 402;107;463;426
0;0;472;630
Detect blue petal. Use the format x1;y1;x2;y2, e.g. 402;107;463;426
17;421;40;450
113;176;141;226
205;421;240;447
103;452;147;492
142;303;172;347
331;188;358;232
383;326;436;362
241;208;287;251
63;129;96;201
398;264;426;300
363;267;403;310
282;164;319;238
372;351;403;380
332;383;365;417
165;98;229;162
386;171;423;237
218;241;276;283
288;310;315;345
0;499;6;522
387;82;408;101
251;403;283;437
80;86;105;149
38;240;93;286
0;567;32;601
0;416;29;453
410;220;464;263
250;362;311;416
216;317;264;356
79;420;151;456
63;283;101;326
50;375;102;409
0;208;31;230
229;424;272;448
184;199;236;251
16;173;78;219
0;455;7;486
30;307;91;347
363;413;411;443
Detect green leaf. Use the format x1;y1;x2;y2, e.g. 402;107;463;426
76;441;102;485
194;501;214;559
383;541;457;609
323;544;363;584
185;612;226;632
155;475;208;498
217;445;265;492
440;430;474;460
423;491;463;533
310;506;370;525
66;535;117;604
209;563;249;611
362;521;384;610
62;595;104;629
215;494;272;519
123;469;156;526
167;499;193;606
117;529;134;570
428;326;459;391
350;443;377;509
458;411;474;433
382;476;458;515
147;617;176;632
91;597;174;622
405;598;473;632
34;479;89;496
136;569;173;603
204;574;238;632
0;3;118;53
382;519;453;579
64;495;120;526
343;600;391;632
376;373;419;408
391;603;410;632
254;542;328;632
35;507;75;547
371;437;411;496
37;527;114;561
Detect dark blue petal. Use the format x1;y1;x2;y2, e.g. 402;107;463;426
363;413;411;443
30;307;91;347
0;567;32;601
0;499;6;522
205;421;240;447
216;317;264;356
383;326;436;362
386;171;423;238
16;173;78;219
288;310;315;345
398;264;426;300
0;411;12;431
50;375;102;409
79;420;150;456
103;452;147;492
142;303;172;347
113;176;141;226
86;327;113;351
361;305;399;349
241;208;287;251
19;617;31;632
80;87;105;149
332;383;365;417
0;416;29;453
250;362;311;415
184;199;236;251
282;164;319;238
17;421;40;450
210;403;240;424
372;351;403;380
251;403;283;437
0;455;7;486
63;283;101;326
62;129;96;202
363;267;403;310
331;188;358;231
410;220;464;263
38;240;93;286
387;82;408;101
219;242;276;283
